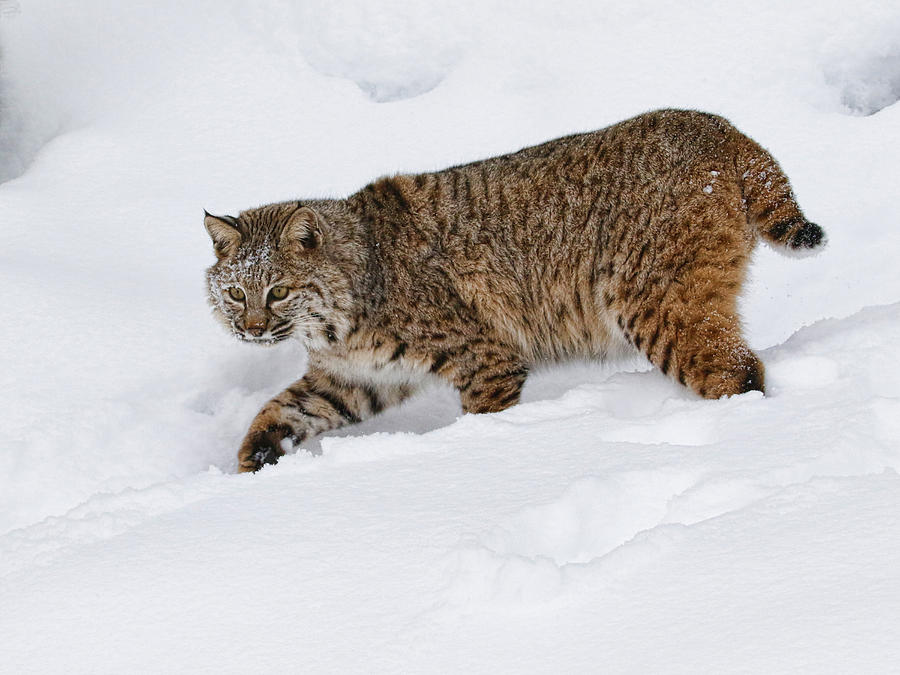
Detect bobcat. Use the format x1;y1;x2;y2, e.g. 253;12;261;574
204;109;825;472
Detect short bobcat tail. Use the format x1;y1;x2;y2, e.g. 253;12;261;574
737;138;827;257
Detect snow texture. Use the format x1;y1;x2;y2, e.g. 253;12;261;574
2;1;900;672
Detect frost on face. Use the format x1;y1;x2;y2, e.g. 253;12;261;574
212;244;274;285
208;243;277;314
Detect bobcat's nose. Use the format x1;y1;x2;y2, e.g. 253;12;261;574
245;315;266;337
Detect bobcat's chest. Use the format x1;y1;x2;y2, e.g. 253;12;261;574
313;339;436;389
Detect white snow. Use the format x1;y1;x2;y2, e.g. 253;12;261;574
2;1;900;672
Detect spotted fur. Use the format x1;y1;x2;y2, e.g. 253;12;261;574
204;109;826;472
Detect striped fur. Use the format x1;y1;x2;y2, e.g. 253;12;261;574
204;109;826;472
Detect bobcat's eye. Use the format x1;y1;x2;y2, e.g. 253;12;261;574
268;285;289;301
227;287;245;301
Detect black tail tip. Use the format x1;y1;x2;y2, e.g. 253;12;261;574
789;221;826;251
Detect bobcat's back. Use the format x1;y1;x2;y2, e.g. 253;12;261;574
351;109;824;371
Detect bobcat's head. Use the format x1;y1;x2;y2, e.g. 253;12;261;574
204;201;360;349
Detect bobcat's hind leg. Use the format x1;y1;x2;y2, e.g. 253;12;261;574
614;217;764;399
654;269;762;398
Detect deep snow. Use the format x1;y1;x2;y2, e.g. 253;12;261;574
2;1;900;672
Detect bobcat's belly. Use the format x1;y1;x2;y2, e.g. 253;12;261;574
477;276;630;362
312;343;437;389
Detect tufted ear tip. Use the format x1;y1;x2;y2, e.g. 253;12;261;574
204;212;242;259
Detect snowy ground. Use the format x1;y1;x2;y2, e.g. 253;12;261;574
2;1;900;672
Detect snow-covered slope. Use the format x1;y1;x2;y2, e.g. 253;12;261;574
2;1;899;672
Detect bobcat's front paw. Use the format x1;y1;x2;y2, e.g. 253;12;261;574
237;408;306;473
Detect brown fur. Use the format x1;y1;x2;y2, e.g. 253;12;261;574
204;109;825;472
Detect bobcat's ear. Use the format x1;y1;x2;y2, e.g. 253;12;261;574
282;206;324;250
204;211;242;259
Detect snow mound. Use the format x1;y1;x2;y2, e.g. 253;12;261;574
284;1;467;102
441;305;900;613
823;17;900;115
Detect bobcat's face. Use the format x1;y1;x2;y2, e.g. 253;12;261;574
204;203;355;350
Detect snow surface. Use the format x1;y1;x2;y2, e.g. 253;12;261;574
2;1;900;672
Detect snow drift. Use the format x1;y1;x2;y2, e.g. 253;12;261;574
1;1;899;672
